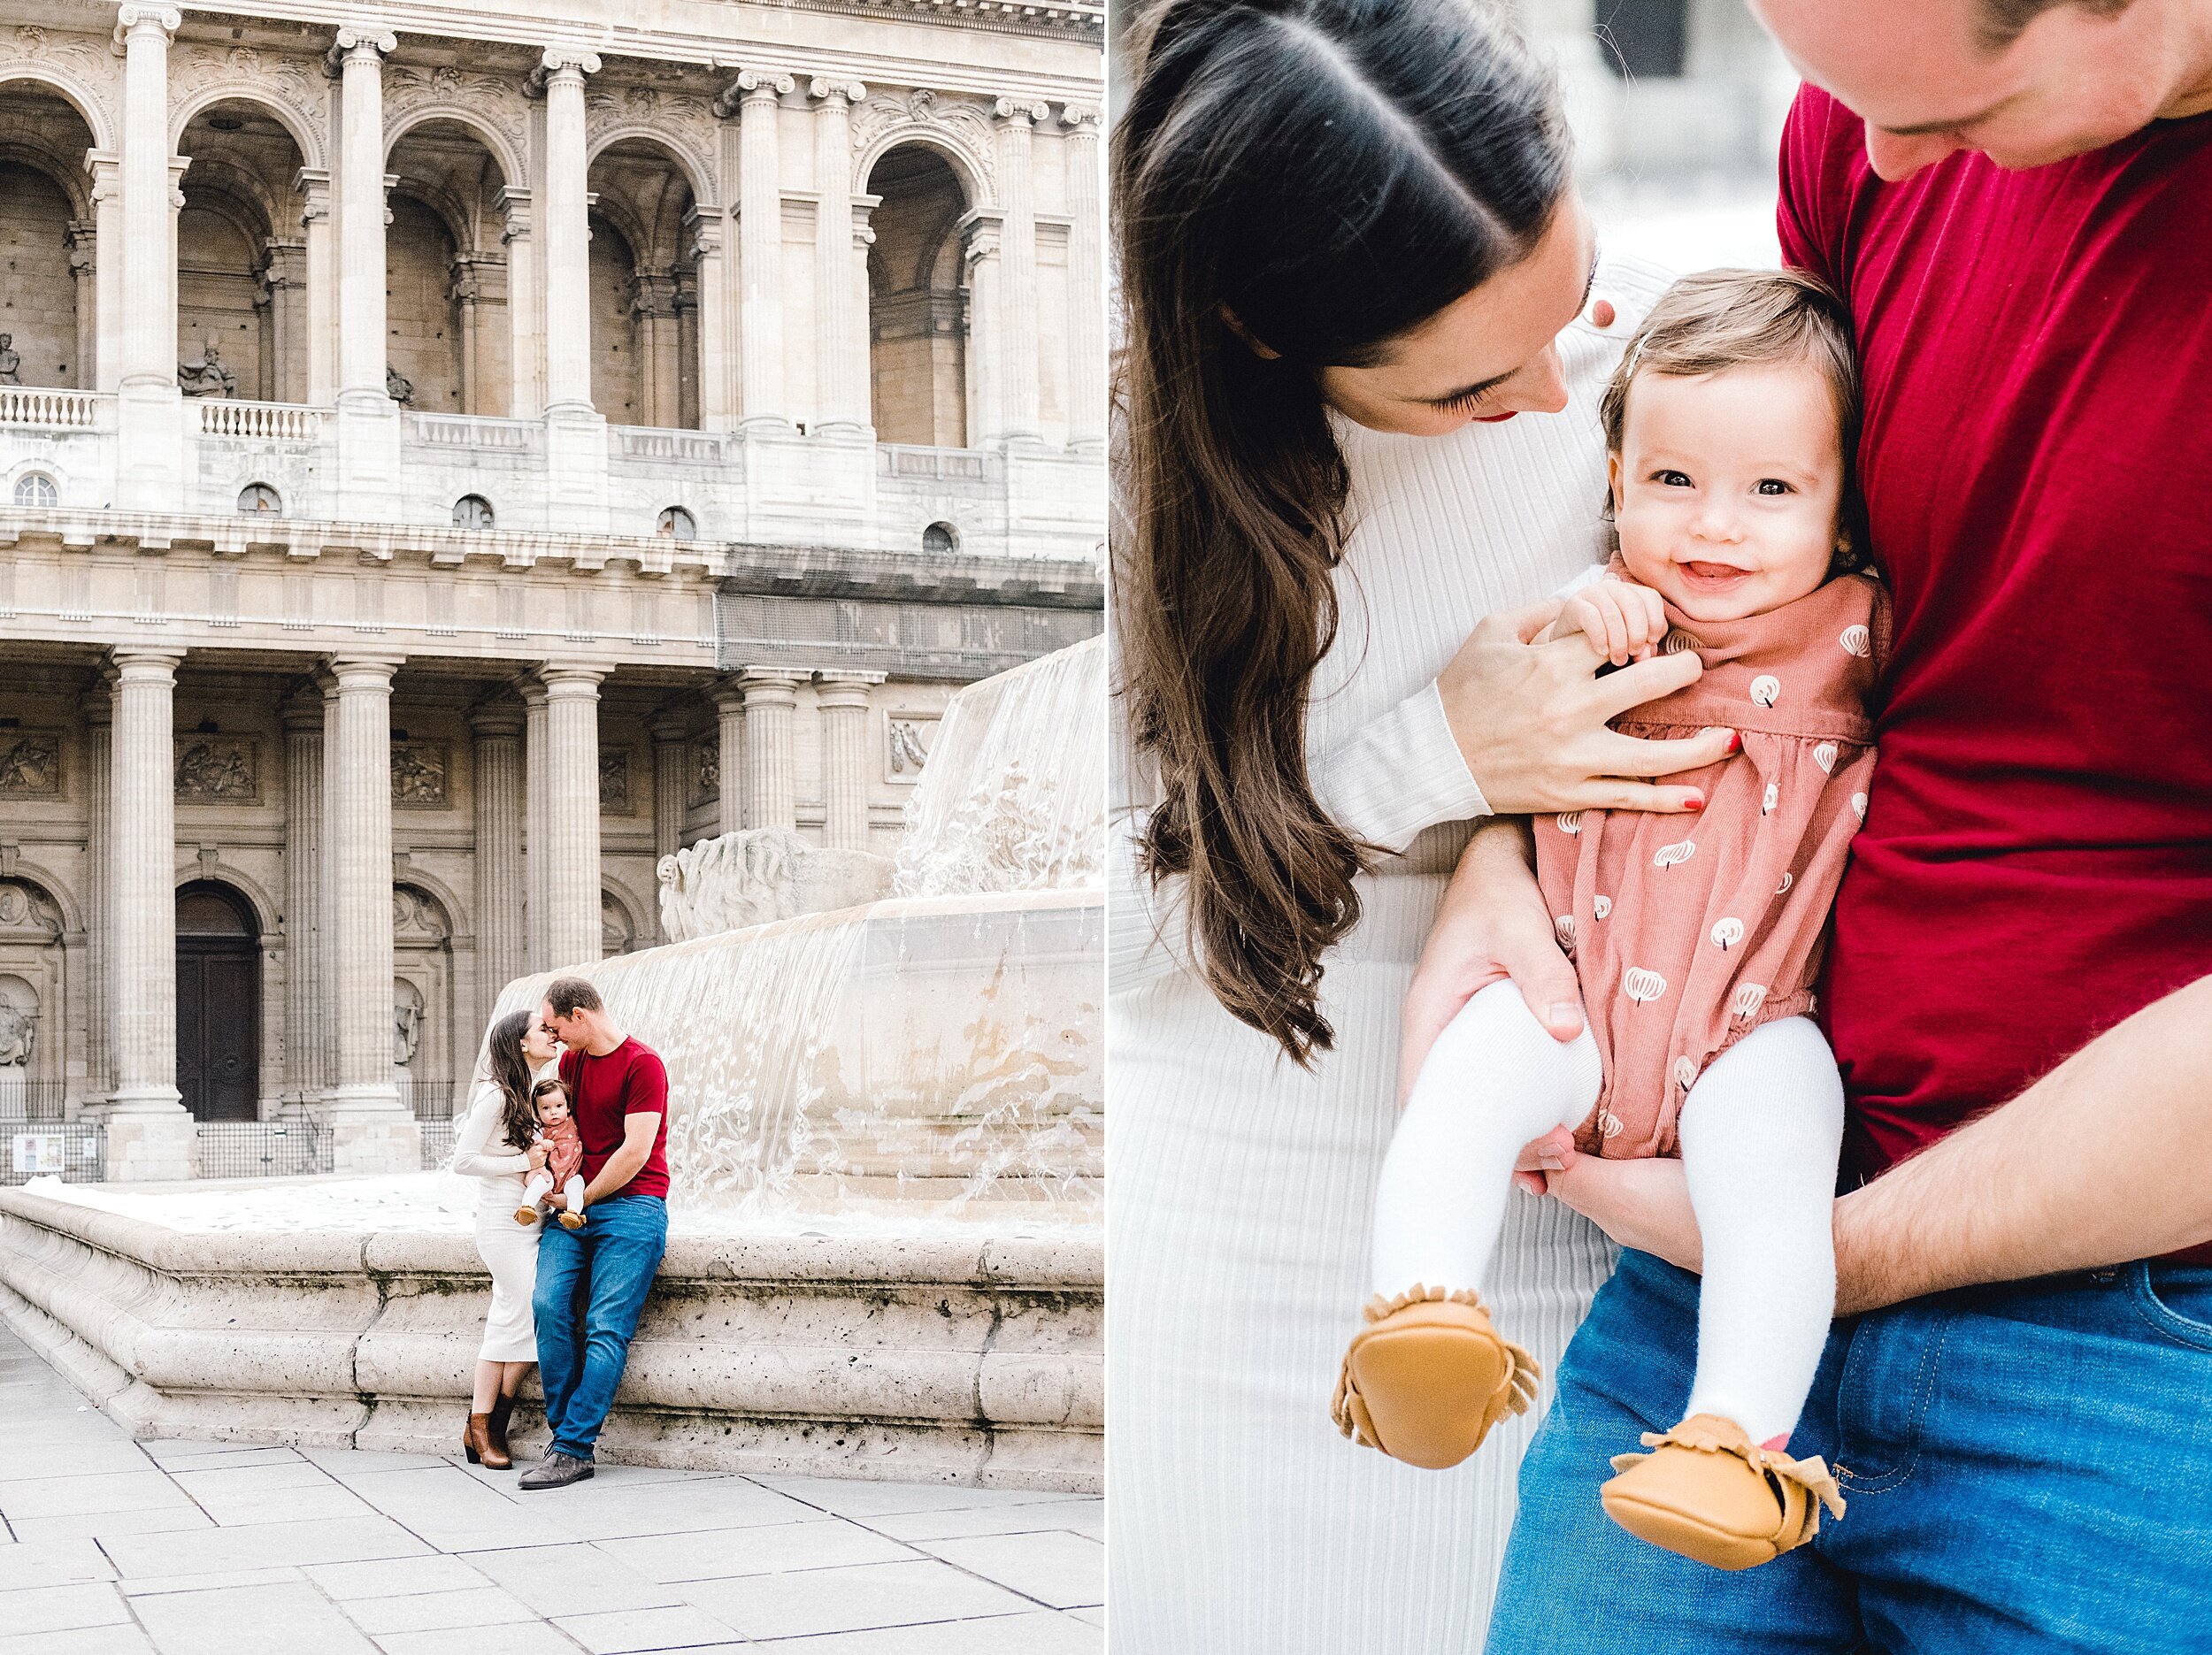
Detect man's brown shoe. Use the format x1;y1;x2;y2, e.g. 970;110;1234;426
1601;1414;1846;1570
1330;1285;1538;1469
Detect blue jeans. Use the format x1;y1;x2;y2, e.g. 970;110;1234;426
531;1193;666;1461
1486;1249;2212;1653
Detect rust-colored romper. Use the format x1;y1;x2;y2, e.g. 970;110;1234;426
1536;568;1887;1160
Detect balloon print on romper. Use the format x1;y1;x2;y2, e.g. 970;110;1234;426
1674;1055;1698;1092
1662;629;1701;656
1839;624;1871;658
1731;983;1769;1022
1711;917;1743;952
1775;870;1794;894
1763;781;1778;816
1556;811;1582;836
1653;839;1695;872
1852;793;1868;820
1595;1108;1624;1138
1750;675;1781;708
1623;967;1667;1004
1593;894;1612;919
1813;742;1838;774
1555;915;1576;951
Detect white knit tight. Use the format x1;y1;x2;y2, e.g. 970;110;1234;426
1371;983;1844;1446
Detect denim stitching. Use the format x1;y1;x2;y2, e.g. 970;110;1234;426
2124;1262;2212;1353
1839;1309;1949;1496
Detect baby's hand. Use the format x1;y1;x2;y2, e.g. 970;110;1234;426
1561;578;1668;667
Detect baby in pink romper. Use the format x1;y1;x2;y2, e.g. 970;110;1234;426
1334;270;1880;1571
515;1077;588;1230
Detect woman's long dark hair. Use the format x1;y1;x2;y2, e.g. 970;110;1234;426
480;1009;539;1153
1113;0;1571;1063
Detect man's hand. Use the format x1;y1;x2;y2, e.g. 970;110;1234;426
1527;1138;1706;1274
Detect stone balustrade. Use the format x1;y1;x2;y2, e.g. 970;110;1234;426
0;387;105;430
195;399;326;441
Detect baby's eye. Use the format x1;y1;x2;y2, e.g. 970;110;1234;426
1755;479;1793;496
1651;470;1692;488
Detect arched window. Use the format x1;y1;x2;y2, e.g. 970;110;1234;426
452;494;495;529
237;483;281;515
657;505;696;540
12;473;58;509
923;521;958;556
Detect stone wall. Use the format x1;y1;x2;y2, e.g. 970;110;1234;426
0;161;80;392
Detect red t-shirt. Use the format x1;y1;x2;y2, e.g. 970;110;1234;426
557;1036;671;1200
1778;89;2212;1220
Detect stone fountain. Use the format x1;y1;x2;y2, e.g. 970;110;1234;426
0;637;1103;1490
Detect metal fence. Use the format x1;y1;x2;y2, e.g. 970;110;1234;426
3;1122;105;1184
397;1077;457;1119
418;1118;458;1170
194;1118;334;1179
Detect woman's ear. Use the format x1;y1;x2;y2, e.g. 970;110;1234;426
1218;305;1281;361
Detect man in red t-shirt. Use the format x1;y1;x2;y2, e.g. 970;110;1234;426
518;975;671;1490
1483;2;2212;1647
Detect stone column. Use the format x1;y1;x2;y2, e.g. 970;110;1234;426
324;654;417;1172
85;153;122;393
82;685;112;1105
330;28;396;400
264;240;308;405
630;269;681;428
113;8;185;512
990;97;1048;448
296;169;334;404
66;220;96;392
521;677;549;969
280;693;323;1107
816;671;882;852
737;670;799;833
498;187;540;419
809;78;867;436
537;49;601;414
470;701;526;1026
686;207;731;430
451;260;485;415
648;709;691;943
538;665;606;965
105;647;193;1180
711;682;746;838
318;670;341;1101
115;6;180;391
1061;103;1106;455
720;70;793;428
960;213;1002;451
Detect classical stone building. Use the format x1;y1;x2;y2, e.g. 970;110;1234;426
0;0;1105;1176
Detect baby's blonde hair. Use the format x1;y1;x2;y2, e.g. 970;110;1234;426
1600;267;1866;570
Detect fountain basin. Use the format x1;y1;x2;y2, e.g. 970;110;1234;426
0;1181;1102;1491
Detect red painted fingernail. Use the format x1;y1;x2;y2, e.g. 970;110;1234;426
1685;793;1704;810
1724;730;1741;753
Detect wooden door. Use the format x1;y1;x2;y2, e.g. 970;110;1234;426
175;884;260;1122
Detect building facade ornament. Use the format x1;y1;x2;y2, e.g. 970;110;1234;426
850;86;997;200
0;733;62;797
173;735;257;802
322;26;396;75
167;44;329;167
382;65;530;186
710;67;793;119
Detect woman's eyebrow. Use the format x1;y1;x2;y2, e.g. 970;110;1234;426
1417;252;1601;408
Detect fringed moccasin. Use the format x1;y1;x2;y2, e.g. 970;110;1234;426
1601;1413;1847;1571
1330;1285;1539;1470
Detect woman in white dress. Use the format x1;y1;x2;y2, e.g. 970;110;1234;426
452;1008;560;1469
1108;2;1732;1648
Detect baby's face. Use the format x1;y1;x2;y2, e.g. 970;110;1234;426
1609;360;1846;624
536;1096;570;1129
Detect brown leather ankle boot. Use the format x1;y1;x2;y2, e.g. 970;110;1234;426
484;1394;517;1467
463;1412;510;1469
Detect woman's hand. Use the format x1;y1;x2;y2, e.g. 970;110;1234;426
526;1143;548;1171
1436;597;1735;814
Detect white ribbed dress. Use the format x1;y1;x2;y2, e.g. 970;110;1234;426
453;1077;545;1364
1108;253;1673;1654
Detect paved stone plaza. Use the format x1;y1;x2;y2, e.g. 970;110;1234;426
0;1324;1103;1654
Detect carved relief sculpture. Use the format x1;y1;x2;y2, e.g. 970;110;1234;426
0;733;61;796
694;740;719;806
887;715;938;780
599;749;633;814
390;741;449;806
174;736;258;801
0;334;19;386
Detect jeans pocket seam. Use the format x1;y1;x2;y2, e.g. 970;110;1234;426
1837;1309;1948;1497
2127;1266;2212;1352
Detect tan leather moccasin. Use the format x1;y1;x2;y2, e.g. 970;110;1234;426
1330;1285;1539;1470
1600;1413;1847;1570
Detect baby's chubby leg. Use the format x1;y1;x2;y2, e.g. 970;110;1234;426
1676;1016;1846;1447
520;1172;553;1207
561;1175;586;1214
1370;980;1603;1301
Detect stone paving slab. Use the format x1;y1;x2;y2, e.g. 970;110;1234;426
0;1321;1103;1652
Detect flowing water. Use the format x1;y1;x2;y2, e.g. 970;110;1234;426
491;635;1104;1220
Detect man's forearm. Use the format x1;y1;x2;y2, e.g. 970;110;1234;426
583;1148;649;1204
1832;971;2212;1316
